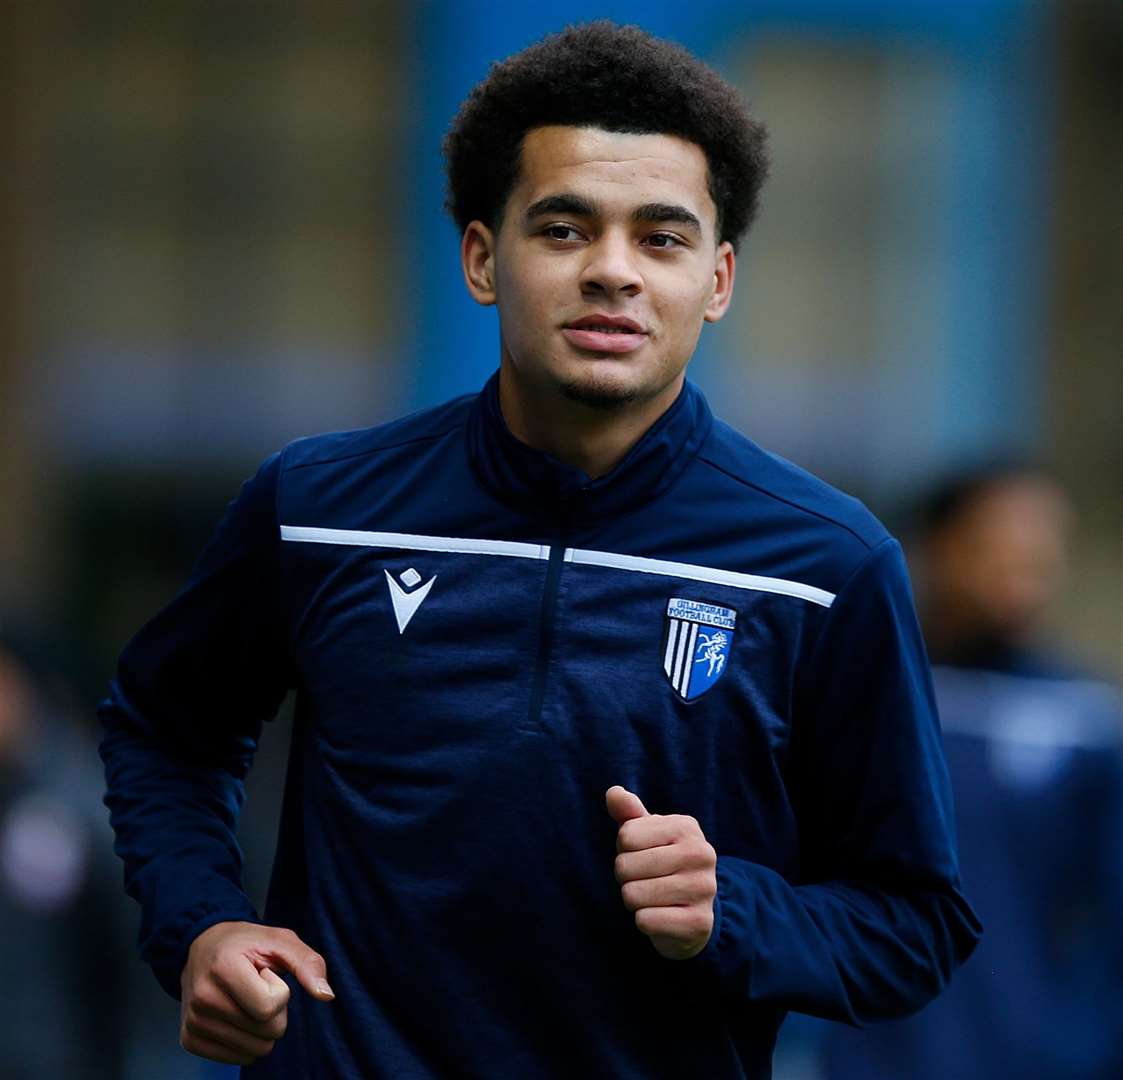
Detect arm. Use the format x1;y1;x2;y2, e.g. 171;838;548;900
98;451;292;999
704;538;979;1023
612;539;981;1025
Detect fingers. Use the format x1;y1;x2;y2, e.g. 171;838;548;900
605;785;648;826
212;952;291;1025
190;979;288;1041
181;1011;277;1063
256;928;336;1002
615;812;704;853
635;904;715;959
619;870;714;911
636;903;713;939
605;796;717;961
180;921;334;1066
614;842;711;884
181;971;283;1066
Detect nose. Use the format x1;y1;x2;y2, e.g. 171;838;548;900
579;231;642;298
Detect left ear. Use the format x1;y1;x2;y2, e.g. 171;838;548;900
703;241;735;323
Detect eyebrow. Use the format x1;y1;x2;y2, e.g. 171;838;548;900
524;194;702;234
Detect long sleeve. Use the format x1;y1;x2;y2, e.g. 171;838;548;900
690;538;982;1024
98;451;292;999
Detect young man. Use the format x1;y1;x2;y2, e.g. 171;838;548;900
100;22;980;1078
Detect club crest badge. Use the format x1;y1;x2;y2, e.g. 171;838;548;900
663;598;736;701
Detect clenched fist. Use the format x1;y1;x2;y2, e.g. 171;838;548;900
606;786;717;960
179;921;335;1065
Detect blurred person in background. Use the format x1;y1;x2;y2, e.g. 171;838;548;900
99;22;979;1079
0;626;129;1078
820;463;1123;1080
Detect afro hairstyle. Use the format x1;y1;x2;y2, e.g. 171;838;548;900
442;21;769;252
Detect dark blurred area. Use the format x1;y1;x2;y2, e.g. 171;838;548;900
1;1;1119;1076
816;465;1123;1079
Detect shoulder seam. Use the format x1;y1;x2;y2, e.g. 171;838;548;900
831;535;898;603
801;536;899;680
696;452;878;551
282;419;467;473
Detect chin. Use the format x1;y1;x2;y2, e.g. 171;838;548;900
557;377;641;411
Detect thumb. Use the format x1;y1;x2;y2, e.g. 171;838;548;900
263;930;336;1002
606;785;649;825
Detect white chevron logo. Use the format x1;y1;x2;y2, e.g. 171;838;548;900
384;567;436;634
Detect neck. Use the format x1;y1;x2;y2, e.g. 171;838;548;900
497;364;684;480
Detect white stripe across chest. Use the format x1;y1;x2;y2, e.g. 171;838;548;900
280;525;835;607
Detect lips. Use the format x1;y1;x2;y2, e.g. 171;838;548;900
562;314;648;354
567;314;644;333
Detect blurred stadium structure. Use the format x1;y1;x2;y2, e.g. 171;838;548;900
1;2;1119;1077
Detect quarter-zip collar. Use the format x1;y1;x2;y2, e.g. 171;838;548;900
466;370;713;525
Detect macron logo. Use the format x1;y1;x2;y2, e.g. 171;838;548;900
384;567;436;634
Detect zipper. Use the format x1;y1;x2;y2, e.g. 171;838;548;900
526;538;567;730
527;485;588;731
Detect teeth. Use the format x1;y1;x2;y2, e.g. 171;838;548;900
580;325;632;333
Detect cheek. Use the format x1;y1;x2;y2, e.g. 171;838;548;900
496;269;561;350
499;261;555;313
658;283;713;337
657;268;715;311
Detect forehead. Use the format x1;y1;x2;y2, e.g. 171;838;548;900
511;126;715;225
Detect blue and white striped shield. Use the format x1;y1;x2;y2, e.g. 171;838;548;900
663;598;736;701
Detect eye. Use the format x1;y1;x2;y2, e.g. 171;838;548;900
542;224;583;242
643;232;684;249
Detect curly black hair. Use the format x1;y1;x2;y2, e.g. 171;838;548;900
443;21;769;252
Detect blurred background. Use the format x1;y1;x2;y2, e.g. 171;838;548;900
1;0;1119;1076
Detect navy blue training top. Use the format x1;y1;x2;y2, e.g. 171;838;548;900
99;375;980;1079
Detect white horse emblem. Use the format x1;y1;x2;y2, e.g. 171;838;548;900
694;631;728;678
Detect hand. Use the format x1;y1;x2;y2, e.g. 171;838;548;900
179;920;335;1065
606;786;717;960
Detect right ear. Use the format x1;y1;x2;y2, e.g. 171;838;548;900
461;220;497;306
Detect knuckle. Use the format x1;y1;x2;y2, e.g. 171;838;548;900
247;999;276;1024
269;994;291;1022
613;853;629;881
191;985;222;1015
680;818;705;843
266;1012;288;1039
684;840;714;867
691;869;715;895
